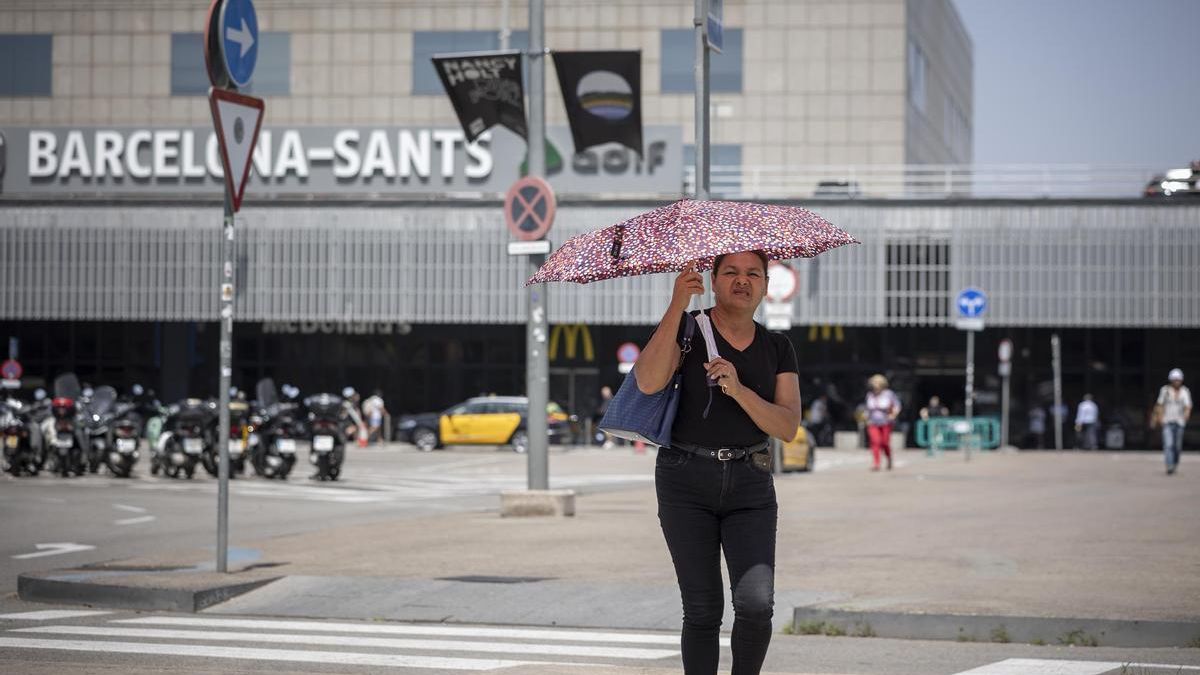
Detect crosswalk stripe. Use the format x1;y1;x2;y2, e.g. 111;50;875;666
950;659;1200;675
16;625;677;660
0;636;572;671
115;616;730;646
0;610;111;621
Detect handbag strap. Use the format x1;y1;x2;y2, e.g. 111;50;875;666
676;312;695;373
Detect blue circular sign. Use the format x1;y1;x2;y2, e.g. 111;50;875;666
956;287;988;318
219;0;259;88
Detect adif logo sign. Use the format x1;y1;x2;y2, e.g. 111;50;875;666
25;128;492;184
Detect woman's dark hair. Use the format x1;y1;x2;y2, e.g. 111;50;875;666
712;250;769;275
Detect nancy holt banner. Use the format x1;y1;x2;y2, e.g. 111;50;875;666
432;51;527;143
552;50;643;157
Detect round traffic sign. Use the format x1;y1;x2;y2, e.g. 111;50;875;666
616;342;640;364
956;287;988;318
766;262;798;302
205;0;259;89
504;176;556;242
0;359;22;381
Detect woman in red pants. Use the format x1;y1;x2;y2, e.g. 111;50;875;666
864;374;901;470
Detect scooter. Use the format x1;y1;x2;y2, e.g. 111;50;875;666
305;392;350;481
40;374;88;477
152;398;217;479
252;378;302;480
81;385;118;474
104;398;142;478
2;397;44;477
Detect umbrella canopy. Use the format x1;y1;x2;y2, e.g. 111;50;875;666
526;199;856;285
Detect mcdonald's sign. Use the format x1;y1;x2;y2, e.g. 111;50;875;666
807;324;845;343
549;324;595;362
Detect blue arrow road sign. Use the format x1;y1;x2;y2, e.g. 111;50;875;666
956;287;988;318
219;0;258;88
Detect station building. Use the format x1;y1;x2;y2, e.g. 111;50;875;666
2;1;1198;447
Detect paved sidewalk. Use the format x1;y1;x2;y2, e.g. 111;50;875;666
18;448;1200;646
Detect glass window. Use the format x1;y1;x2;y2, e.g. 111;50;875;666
0;34;52;96
412;30;529;95
684;143;743;193
660;28;743;93
171;32;291;96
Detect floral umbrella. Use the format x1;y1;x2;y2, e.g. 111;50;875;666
526;199;856;285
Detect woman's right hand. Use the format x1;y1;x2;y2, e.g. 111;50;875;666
670;263;704;312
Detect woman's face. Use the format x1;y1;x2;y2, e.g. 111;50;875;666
712;252;767;311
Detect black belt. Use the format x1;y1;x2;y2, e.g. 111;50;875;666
671;440;769;461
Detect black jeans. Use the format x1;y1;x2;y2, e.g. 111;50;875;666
656;445;778;675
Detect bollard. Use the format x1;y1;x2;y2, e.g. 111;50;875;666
634;440;646;455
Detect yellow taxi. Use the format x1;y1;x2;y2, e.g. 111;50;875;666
396;396;572;453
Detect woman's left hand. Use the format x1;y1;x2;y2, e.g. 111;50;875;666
705;358;743;398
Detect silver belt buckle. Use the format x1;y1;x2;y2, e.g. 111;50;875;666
716;448;736;461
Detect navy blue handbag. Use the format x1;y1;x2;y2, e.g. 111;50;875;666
598;313;695;447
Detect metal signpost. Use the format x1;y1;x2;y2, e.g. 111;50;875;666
1051;334;1064;452
998;338;1013;448
694;0;713;200
204;0;262;574
955;287;987;427
526;0;549;491
504;173;554;490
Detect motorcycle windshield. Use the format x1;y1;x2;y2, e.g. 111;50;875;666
89;386;117;416
53;373;82;400
256;378;279;409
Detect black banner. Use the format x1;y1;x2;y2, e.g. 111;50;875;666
552;51;643;157
432;51;527;143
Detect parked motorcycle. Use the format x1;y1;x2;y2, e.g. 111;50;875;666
304;392;349;481
152;398;217;479
2;397;44;477
200;397;253;478
80;385;118;473
104;394;143;478
40;373;88;477
252;378;302;480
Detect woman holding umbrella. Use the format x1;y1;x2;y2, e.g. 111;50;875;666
635;250;801;675
528;198;853;674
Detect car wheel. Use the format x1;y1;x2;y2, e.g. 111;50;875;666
509;430;529;454
412;428;438;452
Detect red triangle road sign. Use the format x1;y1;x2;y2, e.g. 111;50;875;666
207;87;264;213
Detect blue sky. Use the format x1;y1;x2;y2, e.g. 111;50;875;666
951;0;1200;168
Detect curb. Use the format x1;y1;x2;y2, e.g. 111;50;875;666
791;607;1200;648
17;573;281;613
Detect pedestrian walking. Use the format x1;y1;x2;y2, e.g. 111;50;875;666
807;393;832;447
634;251;801;675
1026;405;1047;450
594;385;616;448
1074;394;1100;450
361;390;388;444
864;374;901;470
1154;369;1192;475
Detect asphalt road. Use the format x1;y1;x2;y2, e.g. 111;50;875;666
0;443;651;592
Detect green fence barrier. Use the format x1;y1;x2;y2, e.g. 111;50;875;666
915;417;1000;455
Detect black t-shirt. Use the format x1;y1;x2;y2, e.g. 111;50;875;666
666;309;798;448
